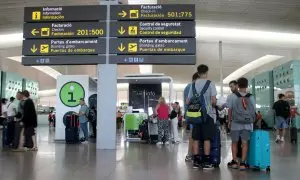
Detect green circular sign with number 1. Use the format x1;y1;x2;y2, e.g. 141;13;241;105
59;81;85;107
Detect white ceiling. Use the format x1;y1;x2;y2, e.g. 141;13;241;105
1;0;300;91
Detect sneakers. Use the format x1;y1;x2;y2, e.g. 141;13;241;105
156;142;163;145
192;155;200;169
275;138;281;143
164;141;170;145
202;162;214;170
193;161;200;169
281;137;285;143
185;155;193;162
227;160;238;169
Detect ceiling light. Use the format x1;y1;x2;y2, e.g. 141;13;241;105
0;33;23;47
127;0;157;4
196;27;300;47
7;56;62;79
38;89;56;97
139;65;153;74
223;55;283;84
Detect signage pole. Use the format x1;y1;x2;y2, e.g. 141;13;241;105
219;41;224;97
97;0;118;150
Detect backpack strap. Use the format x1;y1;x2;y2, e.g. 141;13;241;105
200;80;211;95
234;92;242;97
192;82;198;96
245;93;252;98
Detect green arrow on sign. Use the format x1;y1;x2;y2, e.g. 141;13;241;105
118;10;127;18
30;44;38;53
118;26;126;35
118;43;126;52
31;29;39;36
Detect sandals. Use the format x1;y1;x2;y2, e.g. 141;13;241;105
29;147;38;151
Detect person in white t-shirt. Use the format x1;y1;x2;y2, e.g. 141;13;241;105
1;98;8;124
7;97;17;121
6;97;17;146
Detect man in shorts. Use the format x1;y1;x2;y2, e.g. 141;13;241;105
187;65;217;170
227;78;255;171
273;94;290;143
184;72;199;161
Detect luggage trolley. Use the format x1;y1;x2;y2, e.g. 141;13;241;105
147;117;159;144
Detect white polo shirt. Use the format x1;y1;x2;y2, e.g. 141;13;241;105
6;102;17;117
1;104;7;118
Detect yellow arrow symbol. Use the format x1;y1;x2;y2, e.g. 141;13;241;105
118;26;126;35
31;44;38;53
118;10;127;18
31;29;39;36
118;43;126;52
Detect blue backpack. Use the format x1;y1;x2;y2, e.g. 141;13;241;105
186;80;211;124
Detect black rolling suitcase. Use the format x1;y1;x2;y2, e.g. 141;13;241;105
2;120;9;148
290;119;297;144
237;137;242;158
65;115;79;144
199;127;221;167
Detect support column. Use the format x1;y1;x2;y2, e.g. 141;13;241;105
97;0;118;150
97;64;117;149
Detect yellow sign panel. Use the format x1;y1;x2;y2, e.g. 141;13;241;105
41;28;50;36
128;26;138;35
40;44;49;53
128;43;137;52
129;10;139;19
32;11;41;20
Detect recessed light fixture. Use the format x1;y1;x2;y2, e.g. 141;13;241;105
223;55;283;84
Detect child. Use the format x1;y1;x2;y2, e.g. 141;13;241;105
227;77;256;171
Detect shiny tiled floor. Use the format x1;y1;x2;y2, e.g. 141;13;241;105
0;125;300;180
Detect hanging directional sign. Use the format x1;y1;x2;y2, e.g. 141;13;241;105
110;38;196;55
111;4;195;20
110;55;196;65
22;39;106;56
22;4;196;65
22;55;106;66
23;22;106;38
110;21;195;37
24;6;107;22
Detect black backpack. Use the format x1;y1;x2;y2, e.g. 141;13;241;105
186;80;211;124
88;109;96;122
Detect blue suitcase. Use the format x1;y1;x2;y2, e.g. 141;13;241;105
247;130;271;171
200;127;221;167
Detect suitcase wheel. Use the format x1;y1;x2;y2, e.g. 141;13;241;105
213;164;220;168
252;166;261;171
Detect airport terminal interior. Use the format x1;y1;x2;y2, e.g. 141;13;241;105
1;0;300;180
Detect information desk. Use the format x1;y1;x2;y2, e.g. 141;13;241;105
123;112;148;142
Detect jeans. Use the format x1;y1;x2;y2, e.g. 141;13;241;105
80;122;89;141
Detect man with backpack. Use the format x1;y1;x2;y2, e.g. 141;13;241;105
227;77;256;171
184;72;199;162
186;64;217;170
273;93;290;143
